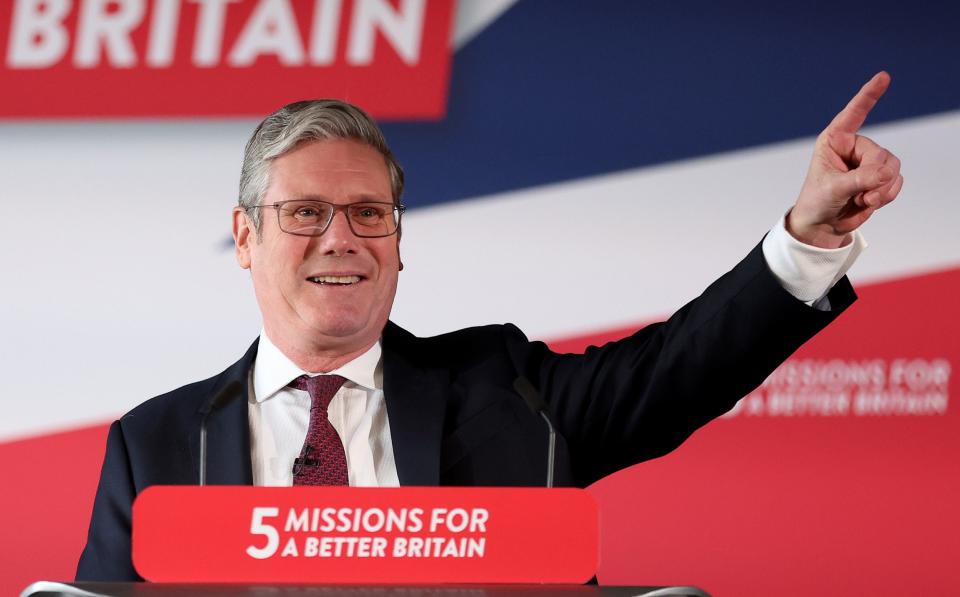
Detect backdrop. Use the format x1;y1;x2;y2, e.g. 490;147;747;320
1;1;958;595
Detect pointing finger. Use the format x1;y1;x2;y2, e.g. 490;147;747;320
828;71;891;134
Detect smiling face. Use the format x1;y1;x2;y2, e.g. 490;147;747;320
233;138;400;369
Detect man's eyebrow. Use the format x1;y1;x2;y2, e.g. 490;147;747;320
287;193;331;202
287;193;392;203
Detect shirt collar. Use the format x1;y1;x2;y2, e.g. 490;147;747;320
252;329;383;403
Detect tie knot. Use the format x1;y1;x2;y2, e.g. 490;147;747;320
289;374;347;411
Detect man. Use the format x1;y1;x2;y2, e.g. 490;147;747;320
77;73;902;581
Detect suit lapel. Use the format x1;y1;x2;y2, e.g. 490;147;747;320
381;322;447;486
188;340;257;485
186;329;447;487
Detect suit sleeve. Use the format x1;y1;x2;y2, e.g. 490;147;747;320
76;420;143;581
508;241;857;486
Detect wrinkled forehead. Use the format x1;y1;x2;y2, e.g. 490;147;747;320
265;138;393;202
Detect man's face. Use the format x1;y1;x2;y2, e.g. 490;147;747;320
233;138;400;357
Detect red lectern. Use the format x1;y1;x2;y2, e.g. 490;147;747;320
21;486;711;596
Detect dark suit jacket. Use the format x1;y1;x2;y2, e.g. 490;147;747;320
76;243;855;581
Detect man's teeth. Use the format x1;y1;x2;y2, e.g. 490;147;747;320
309;275;361;285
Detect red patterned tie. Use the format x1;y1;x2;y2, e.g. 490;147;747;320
288;374;349;485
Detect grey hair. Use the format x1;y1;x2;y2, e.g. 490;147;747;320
238;99;404;231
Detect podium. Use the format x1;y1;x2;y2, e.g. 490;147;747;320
23;582;712;596
61;486;711;596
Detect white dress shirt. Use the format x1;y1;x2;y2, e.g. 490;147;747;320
248;334;400;487
247;215;864;486
762;213;866;309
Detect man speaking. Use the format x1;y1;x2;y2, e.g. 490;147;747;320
77;72;903;580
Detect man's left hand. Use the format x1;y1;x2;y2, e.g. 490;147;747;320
789;71;904;249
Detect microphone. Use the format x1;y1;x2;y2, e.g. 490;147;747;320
513;376;556;488
198;381;243;486
292;445;318;476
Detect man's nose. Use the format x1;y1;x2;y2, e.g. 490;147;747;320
319;209;358;254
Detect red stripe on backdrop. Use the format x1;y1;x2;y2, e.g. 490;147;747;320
1;267;958;595
0;424;107;595
580;267;960;595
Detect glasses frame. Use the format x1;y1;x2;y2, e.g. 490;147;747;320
248;200;406;238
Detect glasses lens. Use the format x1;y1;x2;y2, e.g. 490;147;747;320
348;203;398;237
278;201;334;235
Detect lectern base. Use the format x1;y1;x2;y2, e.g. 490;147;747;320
23;581;711;597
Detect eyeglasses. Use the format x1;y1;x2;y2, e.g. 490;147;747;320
248;200;405;238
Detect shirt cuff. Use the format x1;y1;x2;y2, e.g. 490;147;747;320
762;212;867;308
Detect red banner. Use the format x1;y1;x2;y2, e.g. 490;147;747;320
0;0;454;119
132;486;599;584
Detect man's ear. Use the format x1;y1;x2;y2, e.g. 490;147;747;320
233;207;254;269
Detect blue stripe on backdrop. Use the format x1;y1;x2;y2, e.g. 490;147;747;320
382;0;960;210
